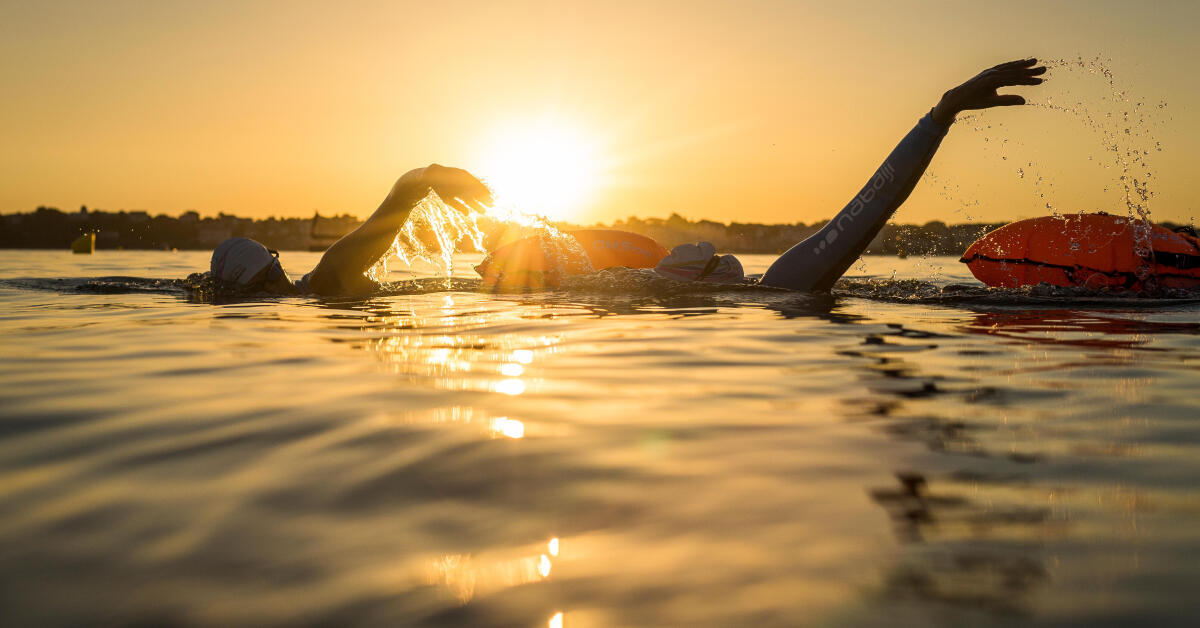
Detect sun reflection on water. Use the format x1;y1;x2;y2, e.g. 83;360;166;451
422;537;562;605
354;296;566;396
500;363;524;377
493;378;526;396
490;417;525;439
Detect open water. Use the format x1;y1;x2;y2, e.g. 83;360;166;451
2;249;1199;626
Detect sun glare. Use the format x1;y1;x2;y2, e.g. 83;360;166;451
476;117;601;220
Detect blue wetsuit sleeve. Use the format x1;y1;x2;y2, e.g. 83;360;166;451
760;111;950;291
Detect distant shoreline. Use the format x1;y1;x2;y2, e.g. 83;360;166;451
4;206;1190;257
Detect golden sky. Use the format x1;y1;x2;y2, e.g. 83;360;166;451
1;0;1197;225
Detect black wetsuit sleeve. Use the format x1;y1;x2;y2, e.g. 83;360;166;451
759;111;950;291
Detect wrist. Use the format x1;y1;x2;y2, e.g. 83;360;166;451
388;169;431;203
930;100;957;128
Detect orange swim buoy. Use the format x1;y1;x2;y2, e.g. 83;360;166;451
960;213;1200;290
568;229;670;269
475;229;670;290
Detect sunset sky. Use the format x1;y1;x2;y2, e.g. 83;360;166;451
1;0;1197;225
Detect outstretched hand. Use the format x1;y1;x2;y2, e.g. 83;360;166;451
390;164;494;215
931;58;1047;126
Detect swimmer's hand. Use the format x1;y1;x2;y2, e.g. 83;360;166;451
388;164;494;215
931;58;1047;126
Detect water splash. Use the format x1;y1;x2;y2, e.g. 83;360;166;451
366;193;592;287
938;56;1170;287
366;193;487;282
480;203;595;283
1034;56;1168;281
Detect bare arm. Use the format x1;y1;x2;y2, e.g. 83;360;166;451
761;59;1047;291
305;165;492;295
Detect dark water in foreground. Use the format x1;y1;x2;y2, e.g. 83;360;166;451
2;250;1199;627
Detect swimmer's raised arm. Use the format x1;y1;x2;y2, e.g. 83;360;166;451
931;58;1048;126
305;165;492;295
760;59;1046;291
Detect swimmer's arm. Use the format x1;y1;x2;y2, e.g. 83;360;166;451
759;113;950;291
306;165;492;295
304;180;424;296
760;58;1046;291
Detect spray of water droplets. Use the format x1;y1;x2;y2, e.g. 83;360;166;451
924;55;1171;285
366;193;486;282
365;193;589;285
1035;55;1168;274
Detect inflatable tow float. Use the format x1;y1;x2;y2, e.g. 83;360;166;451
961;213;1200;290
475;229;670;290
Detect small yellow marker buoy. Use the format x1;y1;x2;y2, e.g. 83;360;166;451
71;232;95;254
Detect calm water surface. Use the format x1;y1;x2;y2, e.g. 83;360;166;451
1;250;1199;626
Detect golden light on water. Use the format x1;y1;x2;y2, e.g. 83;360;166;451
476;116;602;221
422;538;559;604
490;417;525;438
493;378;526;396
500;363;524;377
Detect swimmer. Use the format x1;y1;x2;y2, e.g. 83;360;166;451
208;164;492;295
754;58;1047;289
504;58;1048;290
209;58;1044;295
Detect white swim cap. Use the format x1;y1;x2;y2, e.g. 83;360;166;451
654;242;745;284
210;237;281;285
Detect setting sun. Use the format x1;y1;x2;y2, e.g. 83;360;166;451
475;116;602;221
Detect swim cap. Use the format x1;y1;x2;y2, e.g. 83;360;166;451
654;242;745;283
210;237;281;285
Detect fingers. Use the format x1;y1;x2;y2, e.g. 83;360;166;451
443;197;473;214
989;94;1027;107
991;58;1038;71
991;72;1044;86
436;191;490;215
988;64;1046;89
995;66;1046;78
423;165;495;212
451;179;493;210
948;59;1045;113
463;178;494;207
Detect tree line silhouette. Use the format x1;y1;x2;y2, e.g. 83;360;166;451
6;205;1186;257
